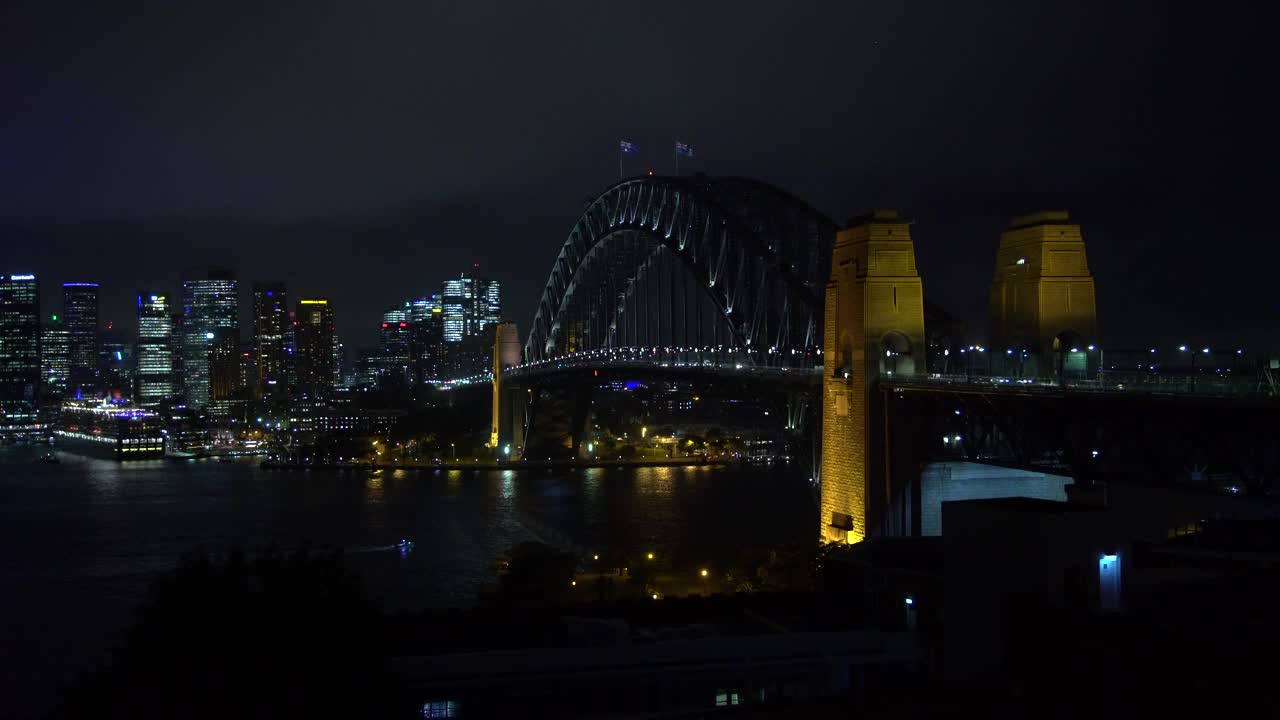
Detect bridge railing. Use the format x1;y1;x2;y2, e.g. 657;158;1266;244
883;372;1274;398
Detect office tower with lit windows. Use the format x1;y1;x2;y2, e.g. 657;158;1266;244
239;342;255;399
354;349;380;388
136;293;175;406
99;329;133;400
62;282;100;397
208;330;243;410
0;274;41;427
252;282;288;399
410;294;445;382
379;305;412;384
295;298;336;398
441;271;501;376
40;314;70;402
181;268;238;411
333;340;345;390
440;279;470;344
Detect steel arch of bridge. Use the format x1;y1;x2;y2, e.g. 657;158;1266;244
525;176;839;364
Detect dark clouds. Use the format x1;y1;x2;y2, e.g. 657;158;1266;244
1;1;1275;349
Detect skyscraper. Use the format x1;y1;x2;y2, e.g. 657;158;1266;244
252;282;288;399
208;330;243;409
295;298;336;398
99;329;134;400
410;295;445;382
40;315;69;401
136;292;175;406
379;305;412;384
181;268;238;411
0;274;40;428
441;271;502;376
481;278;501;331
333;340;345;390
63;282;100;397
441;284;466;344
441;273;501;339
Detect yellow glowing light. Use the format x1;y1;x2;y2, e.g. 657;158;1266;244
571;580;576;586
652;593;658;599
593;554;599;561
641;426;648;438
646;552;654;560
700;569;708;577
299;299;328;305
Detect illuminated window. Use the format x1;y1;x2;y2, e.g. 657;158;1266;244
1098;552;1122;611
715;690;741;707
422;700;457;718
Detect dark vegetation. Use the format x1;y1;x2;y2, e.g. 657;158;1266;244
57;548;400;719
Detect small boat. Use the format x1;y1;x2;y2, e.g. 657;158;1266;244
36;453;60;464
396;538;415;550
215;457;232;464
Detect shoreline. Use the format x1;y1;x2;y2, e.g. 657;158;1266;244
259;457;748;471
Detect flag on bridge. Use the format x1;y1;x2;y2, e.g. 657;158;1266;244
619;140;638;154
675;141;695;158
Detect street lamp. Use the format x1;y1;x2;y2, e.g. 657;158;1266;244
451;442;456;462
1086;344;1104;379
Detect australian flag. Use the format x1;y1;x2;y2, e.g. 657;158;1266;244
675;141;695;158
619;140;638;154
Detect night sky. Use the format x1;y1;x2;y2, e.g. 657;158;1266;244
2;1;1275;351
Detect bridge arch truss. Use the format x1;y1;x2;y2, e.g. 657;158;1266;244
525;176;839;367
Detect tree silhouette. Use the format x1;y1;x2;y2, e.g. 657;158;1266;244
493;542;577;608
59;547;398;719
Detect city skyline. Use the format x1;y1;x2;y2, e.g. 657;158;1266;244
0;262;506;427
0;261;509;352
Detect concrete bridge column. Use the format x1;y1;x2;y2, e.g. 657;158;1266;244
491;321;525;459
988;212;1098;380
820;210;926;544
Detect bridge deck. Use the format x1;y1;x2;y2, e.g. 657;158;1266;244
884;373;1275;402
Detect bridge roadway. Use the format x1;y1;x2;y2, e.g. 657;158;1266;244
470;347;1274;402
503;349;820;387
885;371;1275;402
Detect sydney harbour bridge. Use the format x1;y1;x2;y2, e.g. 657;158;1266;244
456;174;1278;543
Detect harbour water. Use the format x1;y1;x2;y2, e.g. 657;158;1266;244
0;445;814;715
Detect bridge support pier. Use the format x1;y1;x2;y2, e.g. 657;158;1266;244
491;321;526;459
820;210;926;544
989;212;1098;380
521;379;596;461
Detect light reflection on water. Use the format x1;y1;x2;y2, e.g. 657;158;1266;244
0;447;813;710
500;469;516;501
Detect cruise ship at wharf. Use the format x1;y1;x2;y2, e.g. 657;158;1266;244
54;400;166;460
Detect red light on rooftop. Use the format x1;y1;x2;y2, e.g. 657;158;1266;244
381;323;388;328
399;322;407;327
